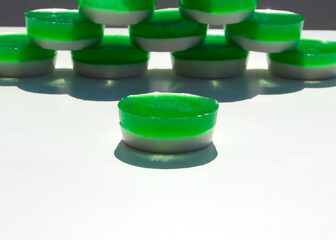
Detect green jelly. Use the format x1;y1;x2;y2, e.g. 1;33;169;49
226;10;304;42
79;0;155;11
118;93;219;137
25;9;103;41
172;34;248;61
71;35;149;65
129;8;207;39
179;0;258;13
0;33;56;62
268;38;336;67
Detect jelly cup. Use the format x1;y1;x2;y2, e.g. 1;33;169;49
0;33;56;77
71;35;150;79
129;8;208;52
268;38;336;80
171;34;249;79
25;8;104;50
118;93;219;153
225;9;304;53
179;0;258;25
78;0;155;26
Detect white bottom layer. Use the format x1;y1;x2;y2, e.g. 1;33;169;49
180;7;254;25
172;57;247;79
268;60;336;80
227;35;298;53
79;6;153;26
73;61;148;79
131;35;205;52
29;37;101;51
121;127;215;153
0;58;55;78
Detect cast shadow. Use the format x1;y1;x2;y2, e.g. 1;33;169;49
114;141;218;169
17;70;69;95
250;69;305;95
0;77;19;87
67;70;152;101
147;69;260;102
303;77;336;88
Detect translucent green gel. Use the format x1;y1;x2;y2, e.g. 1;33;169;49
0;33;56;62
179;0;258;13
118;93;219;137
269;39;336;67
129;8;207;39
172;34;248;61
71;35;149;65
79;0;155;11
226;10;304;42
25;9;104;41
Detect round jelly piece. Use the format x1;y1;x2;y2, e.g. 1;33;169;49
71;35;149;65
25;9;103;41
118;93;219;137
179;0;258;13
0;33;56;62
172;34;248;61
269;38;336;67
129;8;207;39
226;10;304;42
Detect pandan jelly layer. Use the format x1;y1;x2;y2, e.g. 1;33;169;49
71;35;149;65
226;10;304;42
0;33;56;62
129;8;207;39
118;93;219;138
179;0;258;13
25;9;103;41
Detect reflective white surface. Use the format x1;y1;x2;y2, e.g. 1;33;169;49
0;28;336;240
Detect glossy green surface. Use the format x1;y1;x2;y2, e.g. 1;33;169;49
269;38;336;67
72;35;149;65
79;0;155;11
0;33;56;62
129;8;207;39
172;34;248;61
118;93;219;137
25;9;104;41
226;10;304;41
179;0;258;13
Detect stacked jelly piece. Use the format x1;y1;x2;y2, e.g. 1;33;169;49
0;1;335;80
0;1;336;153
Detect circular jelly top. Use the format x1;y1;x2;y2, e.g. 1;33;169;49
249;10;304;25
172;34;248;61
0;33;56;62
179;0;258;13
129;8;207;39
79;0;155;11
118;93;219;137
25;9;104;41
25;9;86;24
269;38;336;67
71;35;149;65
226;9;304;41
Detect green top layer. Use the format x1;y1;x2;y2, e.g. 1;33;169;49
118;93;219;137
0;33;56;62
179;0;258;13
172;34;248;61
269;38;336;67
71;35;149;65
226;10;304;42
79;0;155;11
129;8;207;39
25;9;104;41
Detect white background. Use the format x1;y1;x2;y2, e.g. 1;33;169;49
0;28;336;239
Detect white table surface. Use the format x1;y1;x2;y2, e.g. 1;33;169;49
1;27;336;240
